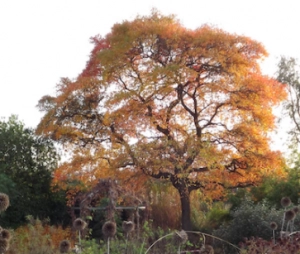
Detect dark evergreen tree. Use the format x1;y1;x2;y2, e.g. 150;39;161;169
0;115;70;228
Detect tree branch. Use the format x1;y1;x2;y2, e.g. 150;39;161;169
141;167;173;179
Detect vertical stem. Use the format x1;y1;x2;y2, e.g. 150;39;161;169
136;207;140;239
125;233;128;254
78;230;82;252
286;221;290;232
281;208;286;232
107;237;110;254
291;218;295;233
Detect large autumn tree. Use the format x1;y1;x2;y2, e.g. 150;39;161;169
37;12;286;230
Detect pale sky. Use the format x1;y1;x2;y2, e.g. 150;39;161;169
1;0;299;152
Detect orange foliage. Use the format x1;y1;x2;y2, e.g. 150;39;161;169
36;11;287;229
10;219;74;252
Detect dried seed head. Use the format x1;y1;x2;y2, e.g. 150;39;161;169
73;218;87;231
122;221;135;234
0;229;11;241
0;193;9;212
102;221;116;238
293;206;300;214
59;240;71;253
281;197;291;208
285;210;296;221
270;222;278;230
0;238;9;253
173;230;188;245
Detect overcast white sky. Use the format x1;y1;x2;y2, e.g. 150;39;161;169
1;0;299;152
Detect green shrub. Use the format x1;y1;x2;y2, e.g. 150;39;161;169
226;188;250;210
250;172;300;209
205;202;231;230
213;200;283;245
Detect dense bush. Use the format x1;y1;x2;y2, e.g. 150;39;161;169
213;200;285;245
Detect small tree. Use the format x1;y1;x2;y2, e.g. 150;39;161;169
276;56;300;144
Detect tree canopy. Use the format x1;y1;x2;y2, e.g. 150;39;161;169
37;12;287;230
276;56;300;144
0;115;69;227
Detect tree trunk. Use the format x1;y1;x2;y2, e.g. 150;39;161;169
178;185;192;231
